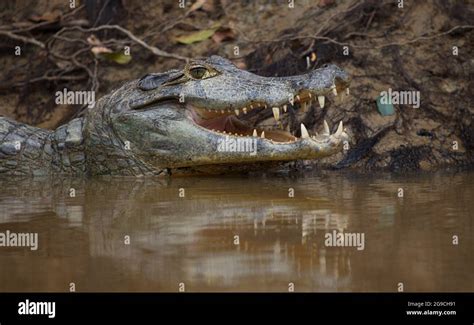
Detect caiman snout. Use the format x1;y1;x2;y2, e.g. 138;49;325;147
116;55;352;173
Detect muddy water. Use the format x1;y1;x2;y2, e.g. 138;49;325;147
0;171;472;292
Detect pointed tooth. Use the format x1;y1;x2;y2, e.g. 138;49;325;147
296;95;301;102
264;104;268;109
346;88;350;96
260;131;265;139
300;123;309;139
235;109;240;116
308;93;312;98
323;120;330;135
250;104;253;109
335;121;343;138
302;102;307;112
243;107;247;114
332;86;338;96
253;129;257;137
318;96;325;108
283;105;287;113
272;107;280;121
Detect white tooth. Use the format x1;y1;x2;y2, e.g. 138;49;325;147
272;107;280;121
318;96;325;108
243;107;247;114
335;121;343;138
332;86;338;96
253;129;257;137
308;93;312;98
323;120;330;135
283;105;287;113
346;88;350;96
296;95;301;102
300;123;309;139
264;104;268;109
260;131;265;139
302;102;307;112
250;104;253;109
235;109;240;116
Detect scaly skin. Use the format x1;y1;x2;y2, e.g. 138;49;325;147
0;56;351;176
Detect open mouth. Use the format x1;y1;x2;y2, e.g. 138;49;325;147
187;85;350;143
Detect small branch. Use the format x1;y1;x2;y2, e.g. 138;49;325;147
0;30;45;48
368;24;474;49
244;24;474;51
55;25;189;61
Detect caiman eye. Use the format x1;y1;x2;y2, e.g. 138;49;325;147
187;64;219;80
189;66;209;79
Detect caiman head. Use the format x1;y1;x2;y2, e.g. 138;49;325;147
85;55;351;175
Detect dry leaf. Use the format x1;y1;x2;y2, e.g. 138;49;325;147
91;46;113;55
29;10;61;23
101;52;132;64
87;35;103;46
211;27;236;44
188;0;207;13
174;23;221;45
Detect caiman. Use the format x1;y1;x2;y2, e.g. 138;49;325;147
0;56;350;176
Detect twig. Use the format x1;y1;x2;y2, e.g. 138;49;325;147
368;25;474;49
54;25;189;61
0;30;45;48
11;5;86;33
244;24;474;50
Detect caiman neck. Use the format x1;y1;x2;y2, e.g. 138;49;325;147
0;117;86;176
83;96;164;176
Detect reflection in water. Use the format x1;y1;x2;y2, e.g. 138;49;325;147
0;171;472;292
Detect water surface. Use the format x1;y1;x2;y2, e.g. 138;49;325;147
0;170;472;292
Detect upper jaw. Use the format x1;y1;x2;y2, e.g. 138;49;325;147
130;63;350;113
189;64;350;113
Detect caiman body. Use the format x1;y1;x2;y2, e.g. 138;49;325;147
0;56;350;176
